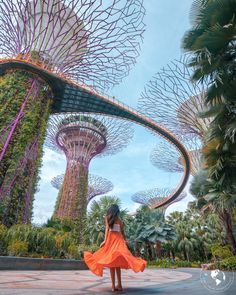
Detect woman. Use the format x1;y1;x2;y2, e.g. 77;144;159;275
84;204;147;292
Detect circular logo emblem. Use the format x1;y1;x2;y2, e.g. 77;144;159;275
200;268;234;292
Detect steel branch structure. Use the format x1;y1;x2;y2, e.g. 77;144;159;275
46;113;132;237
139;56;211;138
131;188;187;211
0;0;145;90
151;137;203;177
51;173;113;203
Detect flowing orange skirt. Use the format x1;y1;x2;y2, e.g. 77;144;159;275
84;231;147;277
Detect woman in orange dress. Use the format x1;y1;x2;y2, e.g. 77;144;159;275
83;204;147;292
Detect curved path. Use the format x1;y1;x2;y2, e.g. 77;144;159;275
0;268;235;294
0;58;191;208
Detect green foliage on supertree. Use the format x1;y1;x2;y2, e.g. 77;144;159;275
53;187;63;218
75;166;88;243
0;70;52;226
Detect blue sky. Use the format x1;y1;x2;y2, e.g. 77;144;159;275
33;0;194;224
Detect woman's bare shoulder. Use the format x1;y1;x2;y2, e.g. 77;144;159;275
117;217;124;226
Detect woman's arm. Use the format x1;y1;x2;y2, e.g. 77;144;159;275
100;216;109;247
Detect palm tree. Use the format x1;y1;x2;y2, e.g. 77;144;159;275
84;196;128;245
133;206;176;260
190;171;236;254
182;0;236;254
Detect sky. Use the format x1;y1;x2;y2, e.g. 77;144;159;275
32;0;195;225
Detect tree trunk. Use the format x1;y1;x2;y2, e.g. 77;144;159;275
219;209;236;255
134;241;140;257
186;251;190;262
183;249;187;261
147;242;153;260
171;250;175;259
156;241;162;258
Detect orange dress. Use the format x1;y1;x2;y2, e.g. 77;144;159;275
83;223;147;277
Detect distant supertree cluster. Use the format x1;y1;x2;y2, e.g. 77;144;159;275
46;113;132;239
139;56;210;139
131;188;187;211
150;137;203;177
51;173;114;202
139;56;209;204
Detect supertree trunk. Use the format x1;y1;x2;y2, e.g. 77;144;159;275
0;69;52;226
53;188;63;218
55;163;88;220
54;163;89;242
76;166;88;243
54;162;88;243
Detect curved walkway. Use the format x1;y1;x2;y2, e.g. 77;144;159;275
0;59;191;208
0;268;235;294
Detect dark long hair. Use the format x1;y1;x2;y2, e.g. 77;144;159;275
106;204;120;229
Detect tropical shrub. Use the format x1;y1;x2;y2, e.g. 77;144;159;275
78;244;99;253
7;240;28;256
0;224;7;254
68;244;100;260
67;244;80;259
175;260;192;267
218;256;236;270
211;244;233;260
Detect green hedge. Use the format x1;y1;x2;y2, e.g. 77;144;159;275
217;256;236;270
147;258;199;268
0;224;98;259
211;244;233;260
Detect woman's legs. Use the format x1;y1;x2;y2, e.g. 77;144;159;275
115;267;123;290
110;267;116;291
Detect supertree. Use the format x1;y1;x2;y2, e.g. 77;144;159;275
51;173;114;216
150;137;203;177
139;56;211;139
0;0;145;225
46;113;132;240
131;188;187;211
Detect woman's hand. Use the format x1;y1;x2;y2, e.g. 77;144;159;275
100;241;105;247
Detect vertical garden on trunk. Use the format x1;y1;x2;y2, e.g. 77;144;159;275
0;70;52;226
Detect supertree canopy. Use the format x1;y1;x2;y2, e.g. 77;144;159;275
150;137;203;177
139;56;211;139
51;173;113;207
46;113;132;240
0;0;145;90
0;0;145;226
131;188;187;211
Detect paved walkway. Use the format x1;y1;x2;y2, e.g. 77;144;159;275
0;268;235;294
